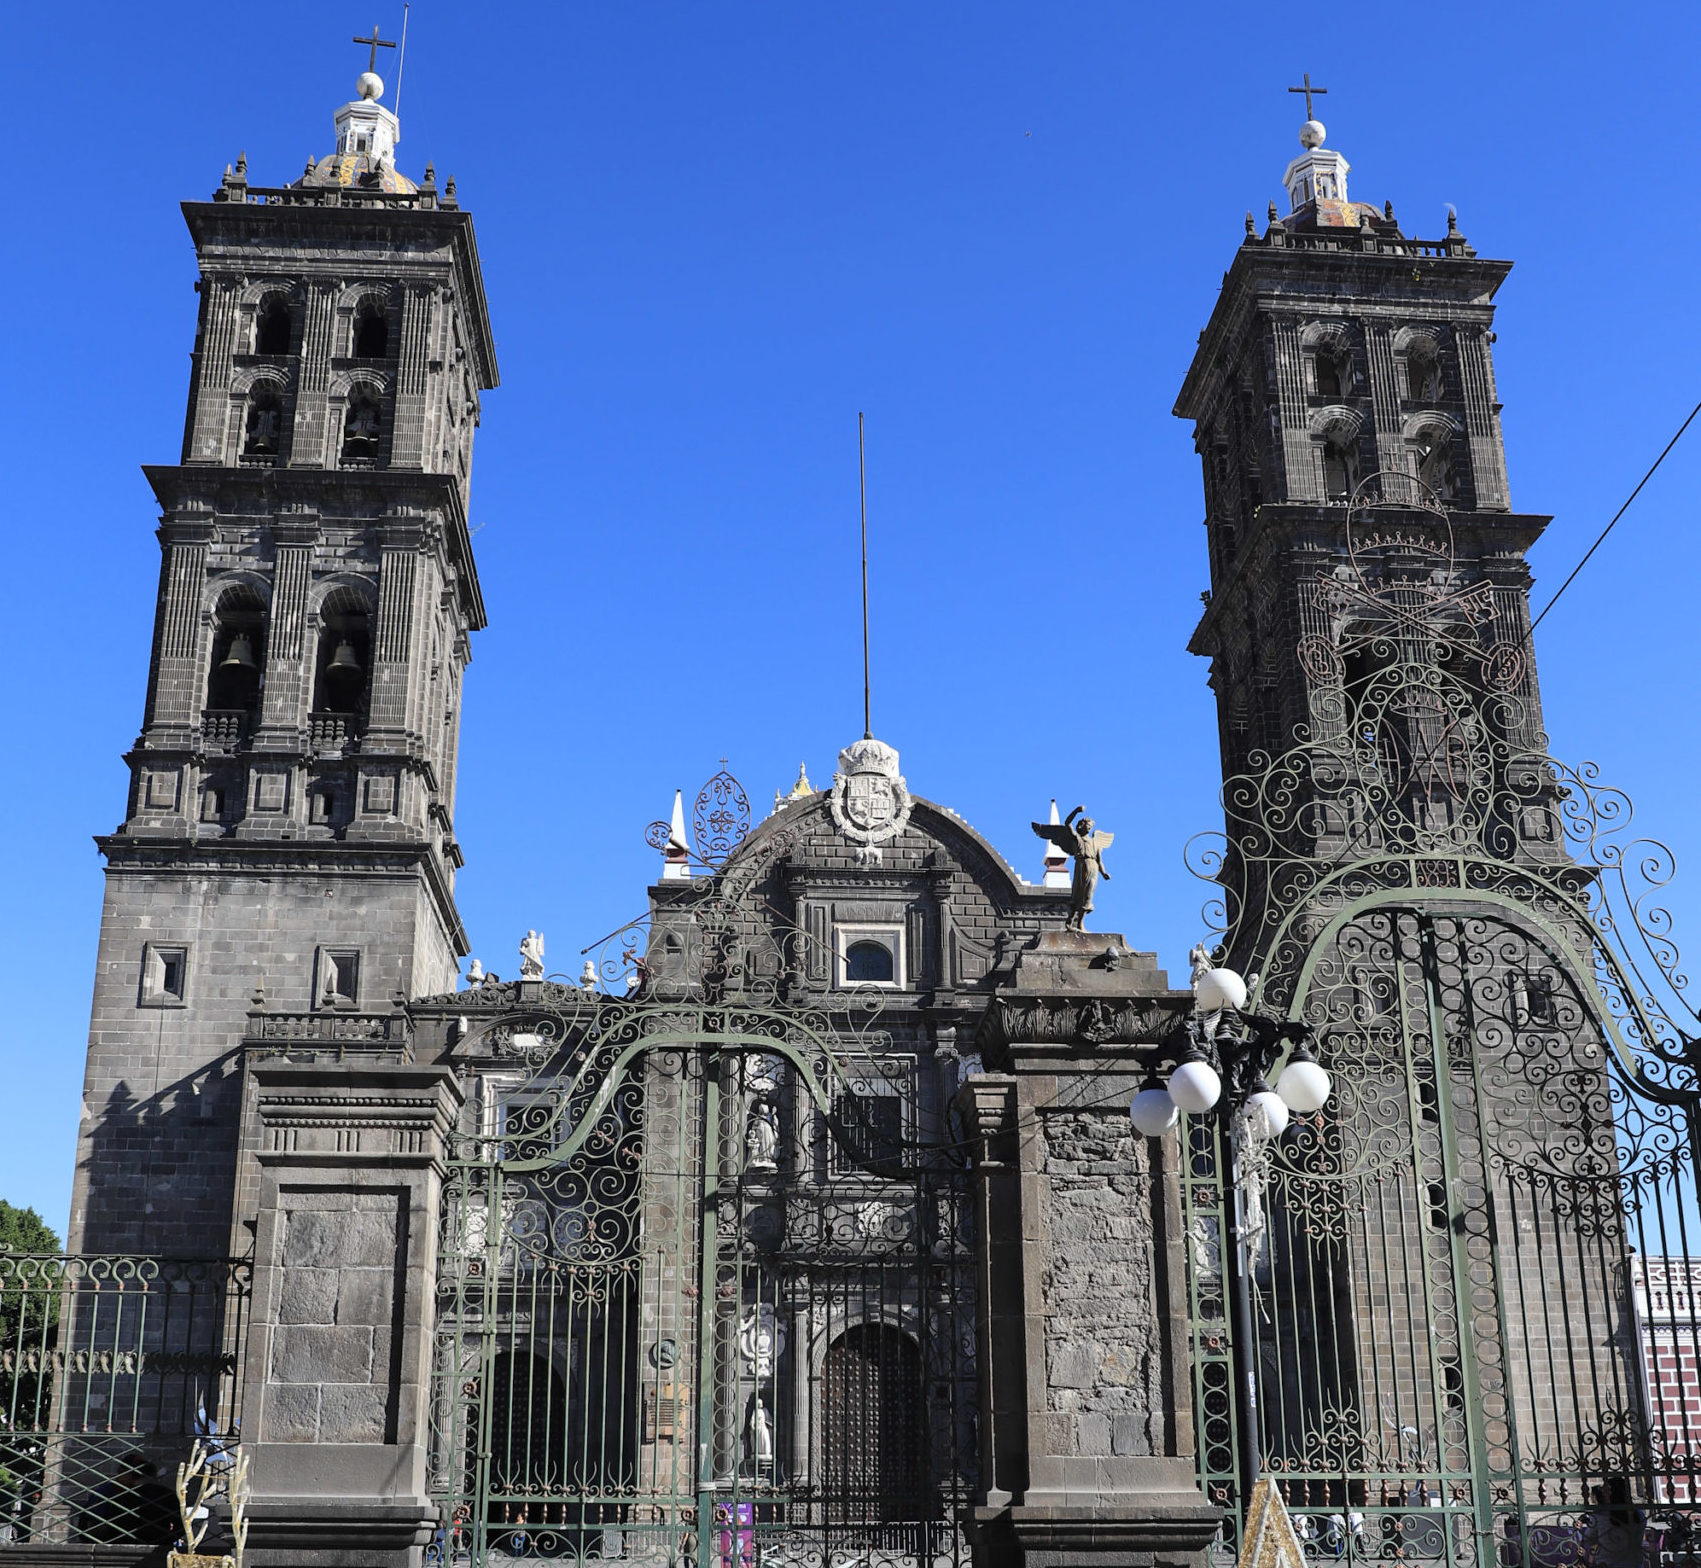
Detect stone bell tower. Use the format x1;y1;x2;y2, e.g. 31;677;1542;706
1174;104;1552;867
70;60;498;1258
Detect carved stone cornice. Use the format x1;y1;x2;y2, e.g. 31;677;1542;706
143;464;485;630
974;993;1192;1068
251;1062;462;1170
96;833;468;955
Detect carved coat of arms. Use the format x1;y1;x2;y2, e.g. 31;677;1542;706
829;737;912;855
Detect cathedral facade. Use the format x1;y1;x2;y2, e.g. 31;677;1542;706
34;53;1701;1568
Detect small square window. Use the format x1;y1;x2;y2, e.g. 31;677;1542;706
835;925;905;990
822;1063;914;1177
140;943;189;1008
315;947;361;1010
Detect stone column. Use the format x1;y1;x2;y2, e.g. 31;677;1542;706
1270;316;1317;501
1455;323;1509;510
959;931;1218;1568
253;520;319;741
240;1061;462;1568
142;520;213;741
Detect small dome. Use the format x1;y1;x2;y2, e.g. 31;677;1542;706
293;152;418;195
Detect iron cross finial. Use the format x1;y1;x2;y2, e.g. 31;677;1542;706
1287;73;1328;121
353;23;398;73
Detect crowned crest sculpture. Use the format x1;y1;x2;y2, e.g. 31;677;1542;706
829;737;912;864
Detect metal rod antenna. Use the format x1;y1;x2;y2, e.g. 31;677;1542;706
394;4;410;118
859;412;871;740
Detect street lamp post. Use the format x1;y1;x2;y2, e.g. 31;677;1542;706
1129;952;1333;1514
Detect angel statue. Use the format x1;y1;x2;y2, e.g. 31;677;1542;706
519;930;546;981
1032;806;1113;931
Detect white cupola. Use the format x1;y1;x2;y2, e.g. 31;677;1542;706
334;71;401;170
1283;117;1349;213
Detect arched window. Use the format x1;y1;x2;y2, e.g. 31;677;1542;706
205;587;266;716
1322;428;1358;500
352;300;388;359
822;1325;928;1521
312;596;372;720
340;386;382;465
1406;340;1442;402
845;940;894;983
1415;429;1455;501
241;387;283;462
254;294;292;355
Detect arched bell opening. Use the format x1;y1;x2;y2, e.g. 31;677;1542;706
312;592;372;739
240;384;285;464
351;297;389;359
204;586;267;722
339;384;383;467
253;292;293;356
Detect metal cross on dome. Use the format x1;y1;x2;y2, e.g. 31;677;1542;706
1287;73;1328;120
352;23;397;72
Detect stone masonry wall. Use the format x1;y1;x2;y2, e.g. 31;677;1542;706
1039;1108;1164;1459
72;864;454;1256
263;1186;405;1444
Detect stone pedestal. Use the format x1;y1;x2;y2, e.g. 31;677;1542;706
960;932;1219;1568
237;1062;462;1568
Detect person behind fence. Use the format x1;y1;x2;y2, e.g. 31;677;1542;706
77;1454;178;1546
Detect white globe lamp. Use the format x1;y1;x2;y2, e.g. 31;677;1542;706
1130;1086;1180;1138
1167;1056;1222;1115
1193;965;1248;1015
1246;1084;1291;1139
1276;1052;1332;1114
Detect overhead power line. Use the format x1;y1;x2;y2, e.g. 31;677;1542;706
1529;395;1701;632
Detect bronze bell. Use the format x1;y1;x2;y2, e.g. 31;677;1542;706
219;633;257;671
326;640;363;677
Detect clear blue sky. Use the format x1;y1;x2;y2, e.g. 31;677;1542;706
2;3;1698;1236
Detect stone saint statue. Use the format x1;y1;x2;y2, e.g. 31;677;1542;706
1032;806;1113;931
519;930;545;981
746;1394;774;1466
745;1100;779;1171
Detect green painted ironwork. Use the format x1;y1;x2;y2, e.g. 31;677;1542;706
427;923;978;1568
1183;478;1701;1564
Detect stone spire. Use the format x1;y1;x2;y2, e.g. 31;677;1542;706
662;790;692;881
1042;799;1070;889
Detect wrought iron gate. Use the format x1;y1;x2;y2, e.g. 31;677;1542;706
1182;474;1701;1563
1183;901;1701;1563
429;998;976;1568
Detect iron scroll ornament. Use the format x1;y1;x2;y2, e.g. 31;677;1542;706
642;762;753;870
1188;470;1701;1102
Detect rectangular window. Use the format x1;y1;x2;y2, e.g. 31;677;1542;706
139;943;189;1007
315;947;361;1010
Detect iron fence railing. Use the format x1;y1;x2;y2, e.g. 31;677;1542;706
0;1253;250;1550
